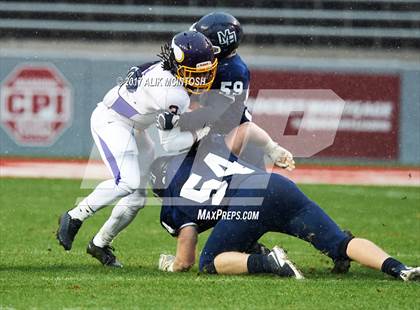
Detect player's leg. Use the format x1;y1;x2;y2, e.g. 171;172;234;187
212;252;248;274
282;198;419;280
199;210;264;274
81;107;143;212
266;174;420;281
91;130;154;247
345;238;420;281
200;216;303;278
87;130;154;267
82;125;141;266
233;173;353;274
91;189;146;247
86;188;145;267
57;105;141;251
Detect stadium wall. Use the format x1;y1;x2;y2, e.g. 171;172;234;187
0;48;419;165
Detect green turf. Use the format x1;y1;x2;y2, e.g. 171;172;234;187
0;178;419;309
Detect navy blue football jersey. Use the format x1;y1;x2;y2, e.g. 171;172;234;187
211;53;250;101
178;53;251;134
159;134;266;236
159;135;349;269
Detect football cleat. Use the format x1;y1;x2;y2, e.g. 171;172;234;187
399;266;420;282
268;246;304;280
87;240;123;268
56;211;82;251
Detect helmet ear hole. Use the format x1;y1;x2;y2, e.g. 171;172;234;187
213;46;221;54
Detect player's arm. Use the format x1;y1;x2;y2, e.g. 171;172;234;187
173;226;198;271
177;93;234;131
225;122;296;171
157;85;243;133
157;93;235;133
158;125;210;154
156;90;210;153
177;74;252;132
159;226;198;272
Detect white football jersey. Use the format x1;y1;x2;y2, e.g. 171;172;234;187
102;62;190;128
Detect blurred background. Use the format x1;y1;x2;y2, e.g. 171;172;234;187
0;0;419;167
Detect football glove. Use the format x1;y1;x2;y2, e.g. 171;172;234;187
159;254;176;272
193;126;210;142
264;140;295;171
156;111;180;130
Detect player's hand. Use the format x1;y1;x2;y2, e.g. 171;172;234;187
264;141;296;171
159;254;176;272
156;111;180;130
194;126;211;142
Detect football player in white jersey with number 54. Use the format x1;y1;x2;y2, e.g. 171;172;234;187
56;31;218;267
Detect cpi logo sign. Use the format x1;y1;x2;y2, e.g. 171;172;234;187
0;64;73;146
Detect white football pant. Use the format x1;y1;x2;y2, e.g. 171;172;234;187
77;103;154;247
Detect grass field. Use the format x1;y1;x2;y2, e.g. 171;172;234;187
0;178;419;309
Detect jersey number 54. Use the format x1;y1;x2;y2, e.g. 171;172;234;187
180;153;254;205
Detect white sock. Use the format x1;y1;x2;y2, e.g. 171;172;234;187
68;199;94;221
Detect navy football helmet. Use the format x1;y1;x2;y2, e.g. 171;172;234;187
191;12;243;59
158;31;218;94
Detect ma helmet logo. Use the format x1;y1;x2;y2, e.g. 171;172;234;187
217;29;237;46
